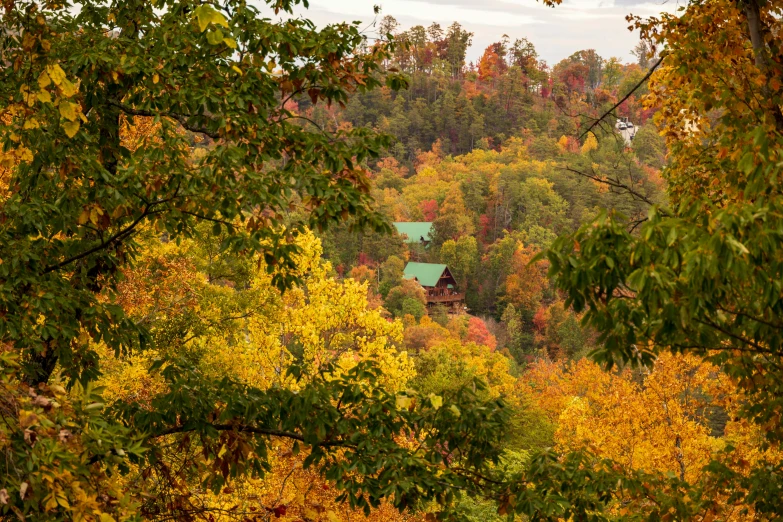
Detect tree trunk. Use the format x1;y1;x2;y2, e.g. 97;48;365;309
743;0;783;131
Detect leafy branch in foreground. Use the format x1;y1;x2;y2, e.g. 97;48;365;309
0;0;400;388
111;360;510;518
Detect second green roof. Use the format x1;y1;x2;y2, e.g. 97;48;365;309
393;222;433;244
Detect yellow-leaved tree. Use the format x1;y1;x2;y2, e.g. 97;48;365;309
204;231;414;391
98;230;420;521
525;352;782;517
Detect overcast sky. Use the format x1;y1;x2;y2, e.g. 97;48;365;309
279;0;681;65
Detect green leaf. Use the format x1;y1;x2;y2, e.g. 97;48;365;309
667;227;677;246
738;152;756;175
205;29;224;45
727;237;749;255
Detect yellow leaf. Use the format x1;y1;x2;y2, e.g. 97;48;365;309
395;395;413;410
78;208;91;225
194;5;229;32
20;85;35;107
59;101;78;122
231;65;243;75
218;444;228;458
44;494;58;511
59;78;77;98
327;510;341;522
428;393;443;410
223;37;237;49
152;73;159;84
99;514;116;522
47;64;67;86
304;508;318;519
56;493;69;508
38;71;52;89
37;90;52;104
23;118;39;130
63;121;80;138
18;147;33;163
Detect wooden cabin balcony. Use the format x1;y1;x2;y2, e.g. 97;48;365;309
425;291;465;304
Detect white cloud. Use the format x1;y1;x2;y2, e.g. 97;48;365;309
308;0;539;26
274;0;680;64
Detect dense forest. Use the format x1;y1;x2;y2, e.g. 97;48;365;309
315;15;666;366
1;0;782;521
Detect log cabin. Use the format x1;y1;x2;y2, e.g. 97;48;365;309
403;262;465;312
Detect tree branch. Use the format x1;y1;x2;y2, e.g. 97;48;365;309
107;99;220;139
41;204;159;275
715;304;783;330
152;423;353;449
176;209;236;227
579;55;664;140
561;166;666;212
694;318;777;355
743;0;783;132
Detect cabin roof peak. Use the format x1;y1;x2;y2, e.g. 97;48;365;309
403;262;455;287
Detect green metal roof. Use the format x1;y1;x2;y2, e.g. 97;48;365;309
393;222;433;244
403;262;448;287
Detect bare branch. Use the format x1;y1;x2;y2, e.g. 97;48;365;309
561;166;666;213
579;55;664;140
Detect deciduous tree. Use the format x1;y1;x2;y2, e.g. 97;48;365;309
0;1;511;519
